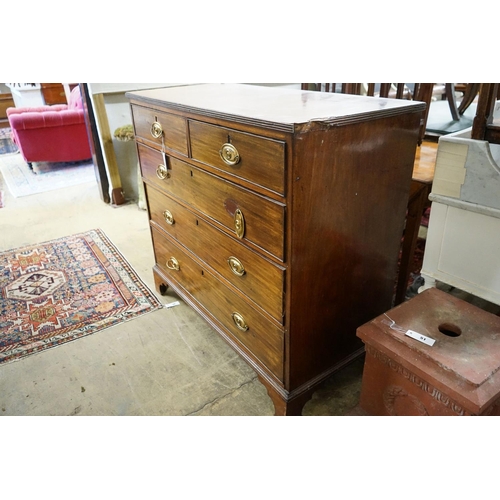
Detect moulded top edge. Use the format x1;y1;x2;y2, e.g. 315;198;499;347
126;83;426;132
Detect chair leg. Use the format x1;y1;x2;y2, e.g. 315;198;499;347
27;162;36;173
458;83;481;115
445;83;460;121
395;180;431;305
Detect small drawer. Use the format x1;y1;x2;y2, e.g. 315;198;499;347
140;146;286;261
147;185;285;323
131;104;188;156
152;228;284;380
189;120;286;195
137;143;171;193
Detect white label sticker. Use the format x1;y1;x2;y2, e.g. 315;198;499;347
164;301;180;309
405;329;436;346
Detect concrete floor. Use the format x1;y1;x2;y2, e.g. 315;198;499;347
3;164;499;418
0;170;365;416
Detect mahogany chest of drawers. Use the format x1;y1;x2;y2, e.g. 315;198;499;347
127;84;425;415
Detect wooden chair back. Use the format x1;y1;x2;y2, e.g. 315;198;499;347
472;83;500;145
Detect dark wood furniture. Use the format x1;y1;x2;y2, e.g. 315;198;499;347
0;91;15;128
302;83;433;145
472;83;500;145
394;141;437;305
457;83;481;115
444;83;461;121
41;83;67;105
127;84;425;415
440;83;481;120
40;83;79;105
301;83;437;304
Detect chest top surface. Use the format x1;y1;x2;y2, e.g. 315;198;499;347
127;83;426;132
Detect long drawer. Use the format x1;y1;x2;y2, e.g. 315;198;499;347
138;143;286;261
189;120;286;195
151;227;284;380
131;104;188;156
147;185;285;323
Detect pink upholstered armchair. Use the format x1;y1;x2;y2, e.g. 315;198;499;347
7;86;92;171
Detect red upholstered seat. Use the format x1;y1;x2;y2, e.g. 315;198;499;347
6;86;92;166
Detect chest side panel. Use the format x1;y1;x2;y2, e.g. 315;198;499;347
287;112;421;388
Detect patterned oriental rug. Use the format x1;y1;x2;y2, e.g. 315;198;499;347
0;127;18;156
0;229;162;365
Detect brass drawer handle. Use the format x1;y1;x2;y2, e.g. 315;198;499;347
151;121;163;139
166;257;180;271
163;210;175;225
219;143;240;166
234;209;245;239
232;312;249;332
156;164;170;180
228;256;245;277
